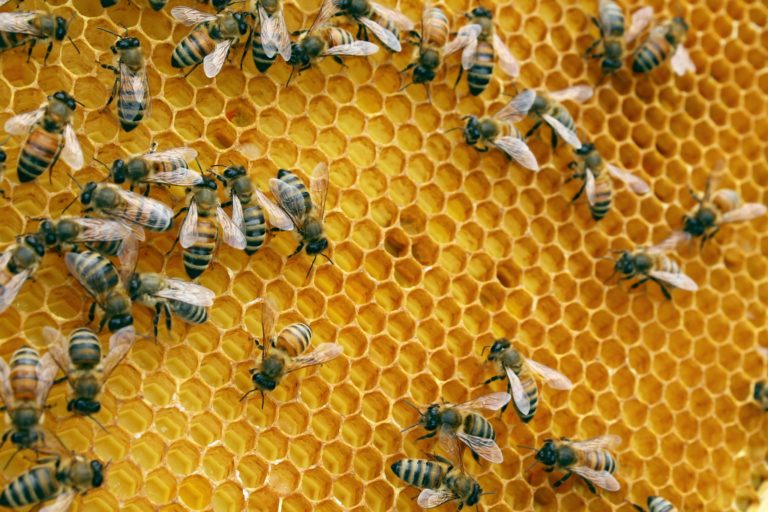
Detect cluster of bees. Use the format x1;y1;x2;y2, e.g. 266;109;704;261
0;0;765;510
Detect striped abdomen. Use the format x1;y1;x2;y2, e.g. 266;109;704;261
170;299;207;324
68;328;101;369
648;496;676;512
0;31;32;52
10;347;40;401
467;40;494;96
17;128;62;183
589;169;612;221
582;449;617;474
251;28;276;72
117;69;147;132
651;255;680;275
599;0;625;37
512;364;539;423
172;26;216;68
462;412;495;440
276;169;311;211
0;466;58;507
85;239;123;257
275;323;312;357
326;27;355;47
631;30;670;73
242;202;266;254
390;459;447;489
182;216;217;278
423;7;449;46
70;251;121;294
112;196;172;232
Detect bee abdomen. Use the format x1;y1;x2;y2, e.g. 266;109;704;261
515;372;539;423
275;323;312;357
85;239;123;257
590;173;612;221
276;169;311;210
119;198;172;231
243;204;267;255
10;347;40;401
463;412;495;439
18;129;60;183
0;466;58;507
423;7;449;46
467;41;494;96
172;30;216;68
601;1;625;36
0;32;30;52
74;252;120;291
584;450;617;473
182;219;217;278
252;31;276;72
69;328;101;368
170;300;208;324
648;496;676;512
117;83;147;132
632;38;666;73
391;459;445;489
326;27;355;47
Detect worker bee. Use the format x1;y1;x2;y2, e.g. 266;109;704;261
566;142;650;221
0;454;105;509
0;347;57;458
215;165;267;255
391;454;492;510
170;7;251;78
253;0;292;66
630;496;677;512
504;86;593;149
35;217;139;254
482;338;573;423
3;91;84;183
255;163;332;274
0;234;45;314
242;297;343;407
522;435;622;493
315;0;413;52
632;16;694;76
443;7;519;96
0;10;73;64
401;392;511;464
401;3;449;97
65;250;133;332
97;29;150;133
609;246;698;300
108;145;200;194
584;1;654;77
78;182;174;233
44;325;135;419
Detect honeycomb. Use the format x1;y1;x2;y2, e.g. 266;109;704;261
0;0;766;510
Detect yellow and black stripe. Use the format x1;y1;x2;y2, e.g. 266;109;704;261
70;251;120;294
275;323;312;357
599;0;625;37
325;27;355;47
589;170;612;221
462;412;495;440
467;40;494;96
182;217;218;278
276;169;311;212
423;7;449;46
68;328;101;369
242;202;266;255
170;300;208;324
582;449;617;474
10;347;40;401
117;82;147;133
17;129;62;183
0;31;31;53
251;28;276;72
85;239;124;257
0;466;58;507
172;27;216;68
647;496;676;512
632;35;668;73
511;365;539;423
390;459;446;489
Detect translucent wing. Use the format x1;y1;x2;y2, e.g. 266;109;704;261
254;189;294;231
525;359;574;390
204;40;231;78
262;296;278;343
101;325;136;376
269;178;309;222
359;16;401;52
65;252;113;297
154;279;215;306
43;327;72;374
549;85;594;103
606;163;650;194
494;136;539;171
650;231;690;253
142;147;197;164
0;357;13;408
721;203;767;223
417;488;457;508
120;63;147;106
624;6;654;43
493;33;520;77
0;270;30;313
454;391;511;411
457;431;504;463
286;343;343;372
443;23;481;58
542;114;582;149
437;428;461;463
108;188;173;230
36;352;59;407
310;162;329;219
38;491;76;512
649;270;699;291
310;0;339;32
371;2;414;30
118;233;140;281
585;167;597;206
231;194;245;232
144;169;204;186
60;124;84;170
4;108;44;135
495;89;536;122
72;218;134;242
505;365;531;415
324;41;379;56
179;200;200;249
0;12;42;35
569;466;621;492
259;5;292;61
571;435;622;451
171;6;217;25
0;1;10;7
216;207;247;250
670;45;695;76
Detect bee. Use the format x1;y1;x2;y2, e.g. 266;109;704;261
252;0;292;68
632;17;694;76
78;182;174;233
391;454;492;510
584;2;654;77
242;297;343;407
630;496;677;512
401;392;511;464
215;165;267;255
0;347;57;457
401;3;449;96
0;454;105;509
0;10;72;64
108;145;201;194
566;142;650;221
315;0;413;52
170;7;251;78
482;338;573;423
609;246;698;300
255;163;332;274
177;174;247;278
35;217;138;255
65;250;133;332
97;29;150;133
3;91;83;183
522;435;622;493
0;234;46;314
443;7;519;96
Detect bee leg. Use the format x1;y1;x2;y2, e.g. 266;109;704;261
630;504;646;512
579;476;597;494
101;72;120;112
571;181;586;202
415;431;436;441
0;431;9;450
152;304;162;338
98;315;108;333
552;471;573;488
240;25;254;71
25;39;37;63
88;301;98;323
183;62;201;78
163;302;173;335
470;449;480;462
289;242;305;258
583;38;602;59
174;206;189;219
483;375;505;385
400;62;417;74
629;277;649;290
453;66;464;90
650;278;672;300
701;226;718;247
551;129;559;149
332;55;347;68
143;184;151;197
166;235;180;256
524;119;543;139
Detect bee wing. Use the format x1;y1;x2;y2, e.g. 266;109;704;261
262;296;279;344
179;200;200;248
231;193;245;232
144;169;205;186
101;325;136;377
624;6;654;43
310;162;330;220
649;231;690;253
36;352;59;407
505;365;531;415
38;491;76;512
371;1;414;30
324;41;379;56
259;4;292;61
0;269;31;313
171;6;218;25
549;85;594;103
417;488;457;508
65;252;111;297
495;89;536;122
3;107;45;135
606;163;650;195
0;1;9;7
204;39;232;78
0;357;13;409
0;12;42;35
457;431;504;463
254;189;295;231
721;203;767;223
285;343;343;372
525;359;574;390
493;136;539;171
649;270;699;291
118;232;140;281
585;167;598;206
571;435;622;451
443;23;481;59
454;391;511;411
142;147;198;164
108;188;173;231
493;33;520;77
43;326;72;374
216;207;247;250
542;114;582;149
310;0;340;33
437;428;461;463
359;16;401;52
60;124;84;170
670;45;695;76
270;178;309;223
120;63;147;105
155;278;215;307
71;218;135;242
570;466;621;491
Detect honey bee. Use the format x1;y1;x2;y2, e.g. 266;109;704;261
0;454;105;509
315;0;413;52
632;16;694;76
584;1;654;77
630;496;677;512
215;165;267;255
482;338;573;423
0;234;46;314
609;246;698;300
522;435;622;493
242;297;343;407
3;91;84;183
170;7;251;78
566;142;650;221
0;346;57;457
391;454;492;510
35;217;139;254
78;182;174;233
108;145;201;194
443;7;519;96
505;86;593;149
97;29;150;133
65;250;133;332
402;392;511;464
253;0;292;66
255;163;332;274
0;10;73;64
401;3;449;96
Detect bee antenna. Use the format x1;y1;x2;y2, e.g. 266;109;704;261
92;158;111;174
517;444;537;453
88;415;110;434
320;252;334;265
239;388;259;402
97;27;121;38
424;84;432;104
399;81;414;92
523;458;539;474
444;126;464;134
402;400;421;413
67;36;81;55
400;422;420;433
480;491;497;496
480;345;492;356
286;66;297;87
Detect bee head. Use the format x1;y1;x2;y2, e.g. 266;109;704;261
252;371;277;391
343;0;368;16
306;237;328;255
80;182;98;204
54;16;69;41
575;142;594;156
469;6;492;18
212;0;231;10
201;176;218;190
25;234;46;256
91;460;105;487
412;64;436;84
0;149;6;163
223;165;246;181
108;314;133;333
68;398;101;415
233;12;250;35
420;404;440;430
535;439;558;466
126;274;142;299
116;37;141;50
52;91;77;111
463;116;481;145
684;208;715;235
110;159;126;184
614;251;634;274
466;480;484;506
36;220;58;247
487;338;510;359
